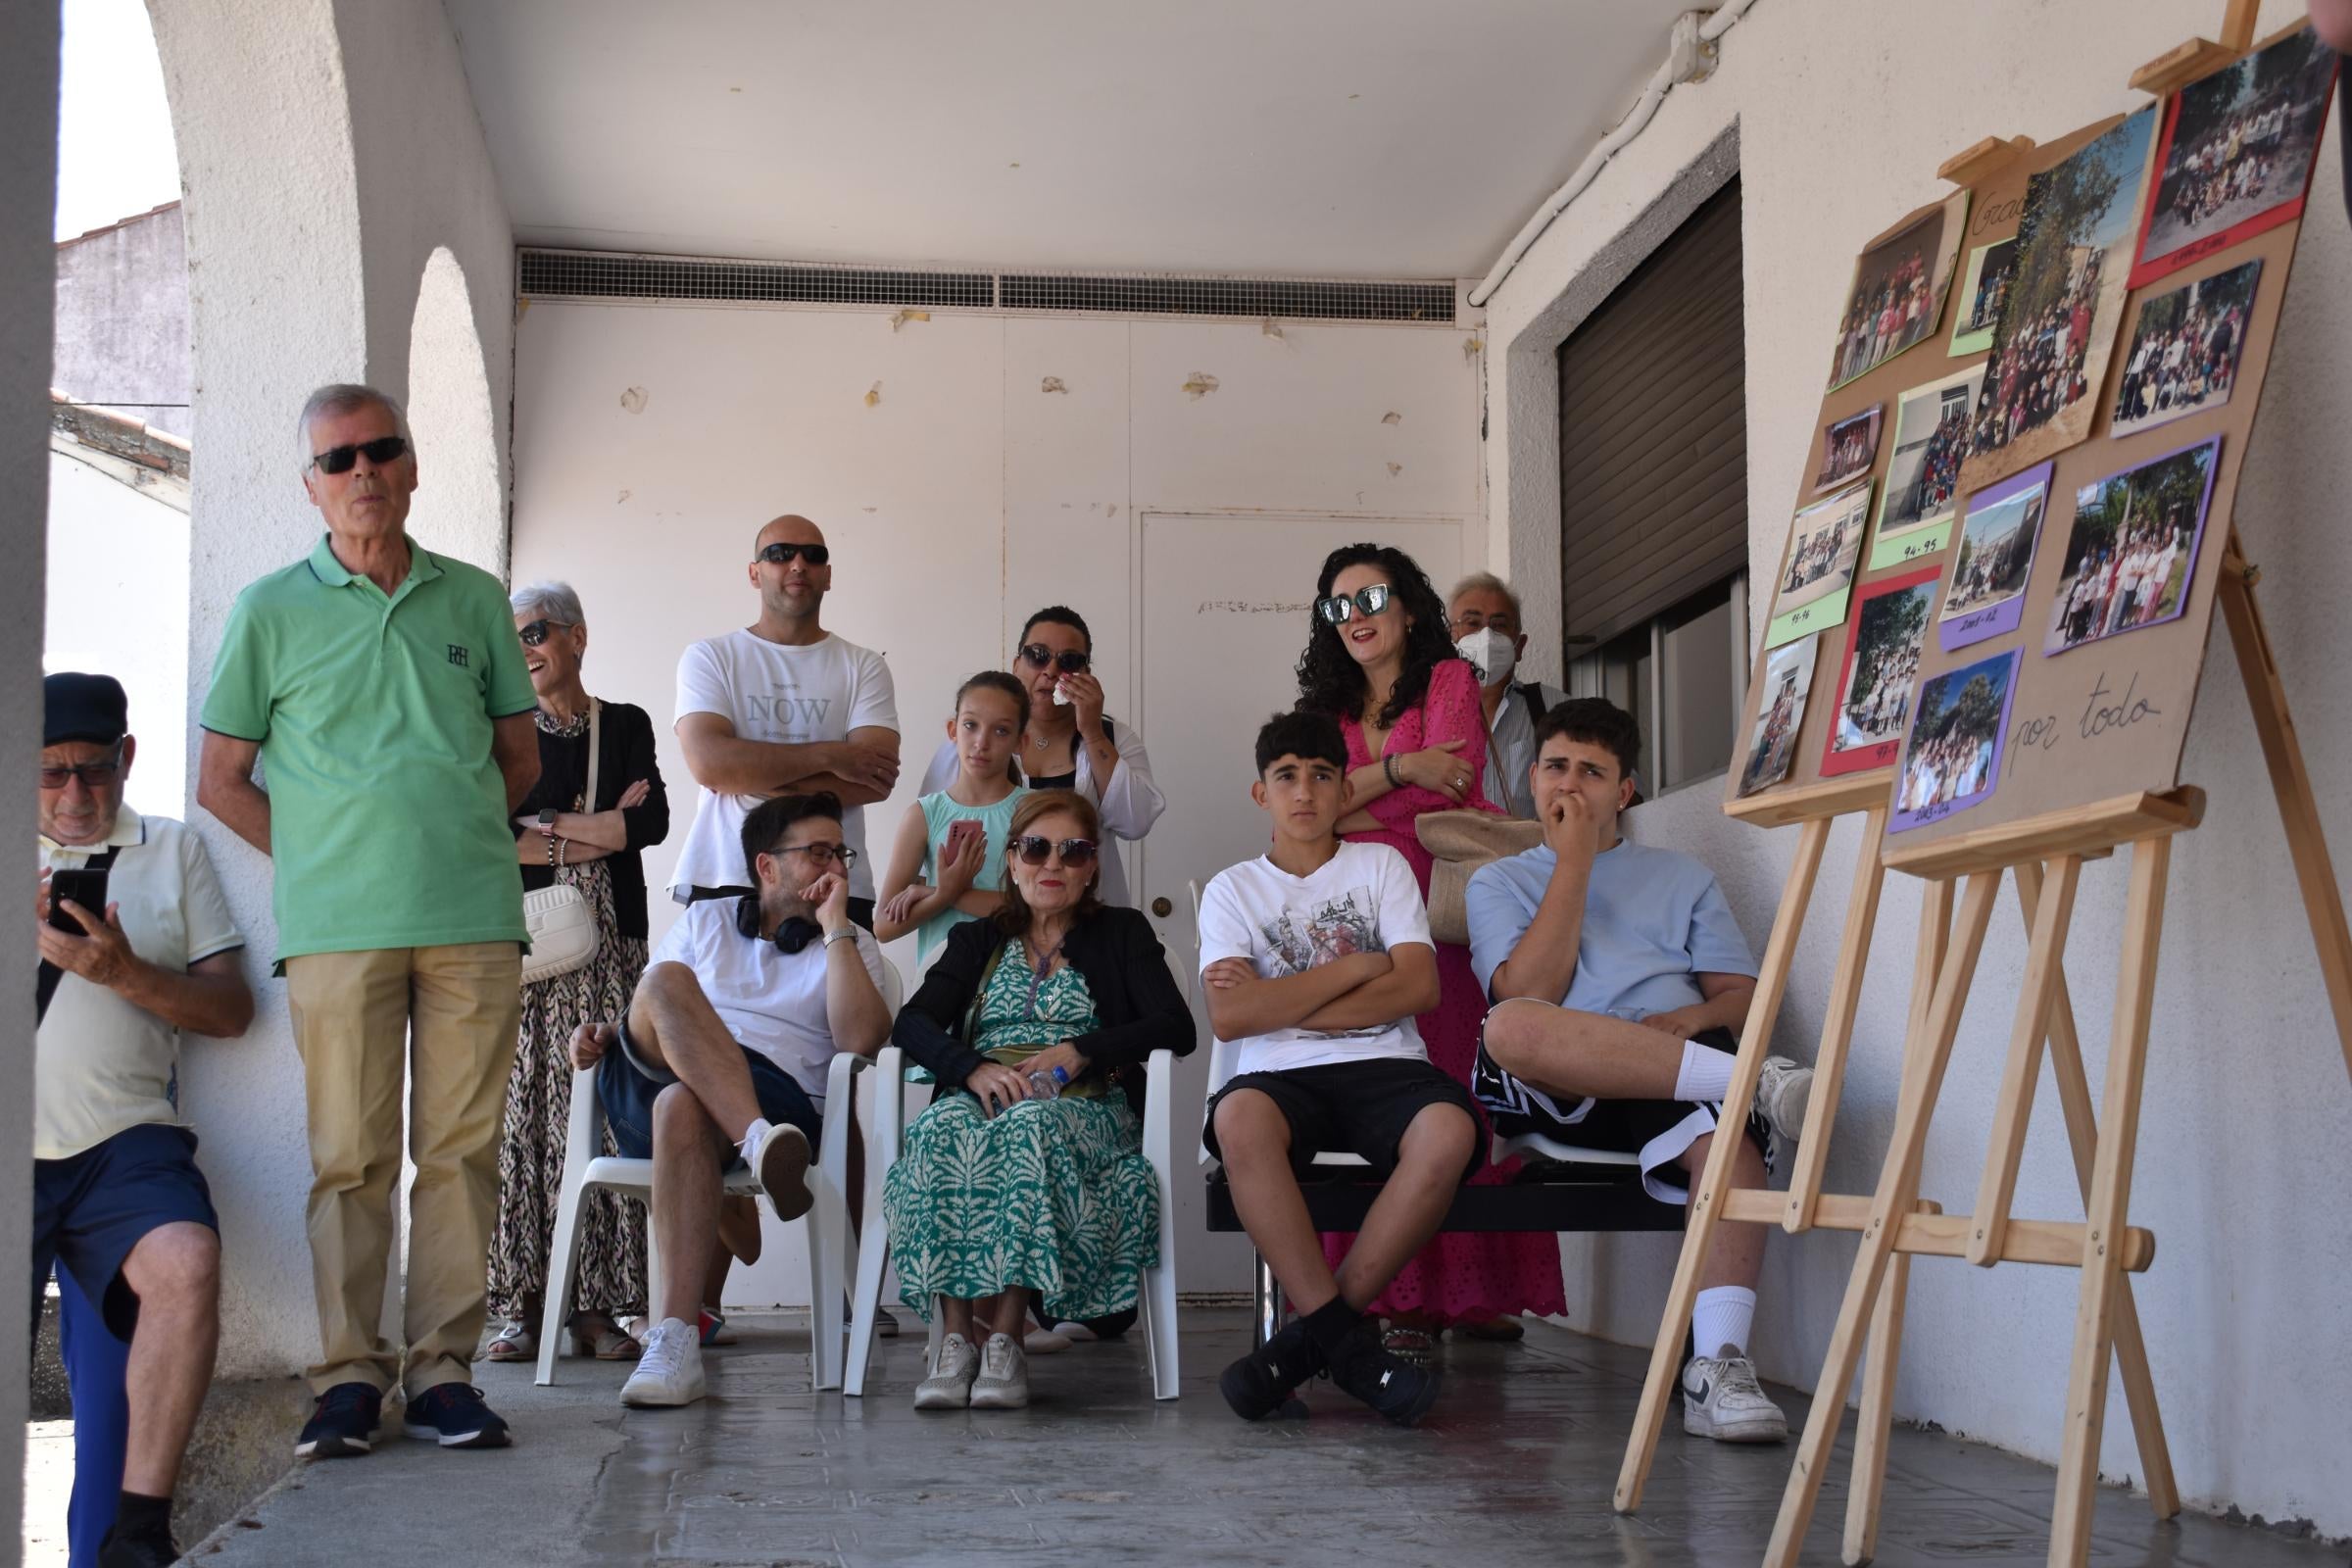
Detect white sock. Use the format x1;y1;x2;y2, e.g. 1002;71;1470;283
1691;1286;1757;1361
737;1116;774;1161
1673;1040;1737;1103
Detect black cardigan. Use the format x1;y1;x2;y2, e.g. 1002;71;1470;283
514;700;670;940
893;905;1196;1111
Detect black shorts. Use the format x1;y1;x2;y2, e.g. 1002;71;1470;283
1204;1056;1479;1182
1472;1013;1768;1203
597;1016;823;1163
32;1123;219;1341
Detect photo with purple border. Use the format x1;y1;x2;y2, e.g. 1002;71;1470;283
1939;461;2052;652
2043;434;2222;658
1889;648;2022;834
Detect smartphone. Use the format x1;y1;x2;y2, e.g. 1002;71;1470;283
48;867;109;933
942;819;983;860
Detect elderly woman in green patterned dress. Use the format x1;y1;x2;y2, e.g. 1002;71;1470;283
883;790;1194;1411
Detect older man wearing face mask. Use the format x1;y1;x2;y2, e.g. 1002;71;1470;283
1446;574;1567;821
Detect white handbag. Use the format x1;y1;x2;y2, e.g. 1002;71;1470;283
521;700;604;985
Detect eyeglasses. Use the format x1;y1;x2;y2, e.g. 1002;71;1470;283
1013;835;1097;867
39;748;123;790
516;619;573;648
768;841;858;869
1450;611;1516;635
756;542;831;567
1315;584;1392;624
1018;643;1091;674
310;435;410;474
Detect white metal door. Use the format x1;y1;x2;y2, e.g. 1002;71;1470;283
1133;512;1467;1291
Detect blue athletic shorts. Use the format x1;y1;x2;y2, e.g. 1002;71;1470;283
596;1017;822;1163
32;1123;219;1341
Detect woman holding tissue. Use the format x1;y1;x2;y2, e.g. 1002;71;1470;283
913;608;1165;907
876;672;1031;967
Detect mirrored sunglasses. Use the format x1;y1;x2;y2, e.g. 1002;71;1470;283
516;619;572;648
1013;835;1097;867
1315;584;1392;624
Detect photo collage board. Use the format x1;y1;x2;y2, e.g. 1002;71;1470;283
1731;21;2337;848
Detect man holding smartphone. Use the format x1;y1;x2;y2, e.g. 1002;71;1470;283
35;672;253;1568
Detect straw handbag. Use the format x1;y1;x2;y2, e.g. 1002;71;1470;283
1415;808;1544;948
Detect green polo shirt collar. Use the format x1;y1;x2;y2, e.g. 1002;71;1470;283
305;533;446;600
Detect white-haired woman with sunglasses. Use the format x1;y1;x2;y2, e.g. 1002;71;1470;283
481;581;669;1364
914;607;1164;906
883;790;1195;1410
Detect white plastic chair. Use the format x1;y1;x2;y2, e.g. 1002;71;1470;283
535;956;904;1392
845;1046;1182;1401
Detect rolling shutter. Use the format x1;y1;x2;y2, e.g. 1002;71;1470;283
1557;178;1747;651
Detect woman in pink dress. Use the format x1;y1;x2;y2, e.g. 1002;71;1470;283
1293;543;1566;1353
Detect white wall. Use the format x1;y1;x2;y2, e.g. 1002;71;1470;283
4;0;64;1547
509;301;1485;1306
44;447;191;809
152;0;515;1379
1484;0;2352;1535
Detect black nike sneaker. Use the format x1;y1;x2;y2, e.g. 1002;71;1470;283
1218;1318;1322;1421
1324;1318;1441;1427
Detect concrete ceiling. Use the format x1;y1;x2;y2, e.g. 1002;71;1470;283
444;0;1691;279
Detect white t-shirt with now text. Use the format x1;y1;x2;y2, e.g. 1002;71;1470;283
670;630;898;899
1197;839;1433;1077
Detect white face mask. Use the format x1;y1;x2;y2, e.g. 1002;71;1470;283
1454;626;1517;686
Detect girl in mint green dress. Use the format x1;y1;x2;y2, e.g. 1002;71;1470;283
876;672;1029;966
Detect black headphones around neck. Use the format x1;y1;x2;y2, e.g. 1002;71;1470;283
733;896;824;955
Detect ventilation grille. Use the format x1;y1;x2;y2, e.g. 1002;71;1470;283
518;248;1455;324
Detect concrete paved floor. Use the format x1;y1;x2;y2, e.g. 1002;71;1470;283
183;1309;2339;1567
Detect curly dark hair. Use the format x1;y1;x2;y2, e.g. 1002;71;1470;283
1294;543;1459;731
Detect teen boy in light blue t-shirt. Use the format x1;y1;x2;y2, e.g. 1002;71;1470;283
1464;698;1814;1445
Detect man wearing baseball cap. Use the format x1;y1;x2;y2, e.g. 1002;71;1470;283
35;672;253;1568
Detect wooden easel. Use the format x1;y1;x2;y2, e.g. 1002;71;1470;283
1753;536;2352;1568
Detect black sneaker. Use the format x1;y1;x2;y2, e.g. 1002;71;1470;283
1218;1318;1323;1421
295;1381;383;1458
1324;1319;1441;1427
95;1524;179;1568
403;1384;513;1449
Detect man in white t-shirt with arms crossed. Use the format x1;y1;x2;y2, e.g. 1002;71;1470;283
671;514;901;929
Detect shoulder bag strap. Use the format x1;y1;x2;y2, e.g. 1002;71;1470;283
584;698;603;811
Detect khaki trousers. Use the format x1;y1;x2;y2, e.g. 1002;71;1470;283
284;942;522;1396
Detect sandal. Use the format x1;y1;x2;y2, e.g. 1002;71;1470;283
1380;1326;1437;1366
480;1319;536;1362
570;1313;642;1360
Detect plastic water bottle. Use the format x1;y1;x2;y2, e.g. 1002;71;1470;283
1027;1064;1071;1100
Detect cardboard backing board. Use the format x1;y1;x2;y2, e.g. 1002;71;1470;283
1731;32;2319;841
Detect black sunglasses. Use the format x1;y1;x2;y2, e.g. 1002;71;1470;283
756;542;831;567
1315;584;1393;624
1018;643;1091;674
310;435;410;475
516;619;573;648
1013;835;1097;867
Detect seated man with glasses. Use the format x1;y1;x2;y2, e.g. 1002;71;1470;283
566;792;891;1407
36;673;254;1568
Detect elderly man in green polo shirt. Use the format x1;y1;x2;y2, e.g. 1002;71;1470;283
197;383;542;1458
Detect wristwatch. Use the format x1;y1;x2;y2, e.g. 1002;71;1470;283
537;808;560;828
822;926;858;948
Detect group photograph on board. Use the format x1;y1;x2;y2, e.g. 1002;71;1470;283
1950;236;2020;356
1873;365;1984;565
2110;257;2261;436
1962;107;2160;487
1892;648;2021;829
1739;636;1818;797
1941;462;2052;650
2044;437;2221;655
1827;189;1969;390
1768;482;1871;646
1824;567;1937;775
2132;24;2342;283
1814;404;1884;493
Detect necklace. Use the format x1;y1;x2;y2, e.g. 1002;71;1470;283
535;705;590;738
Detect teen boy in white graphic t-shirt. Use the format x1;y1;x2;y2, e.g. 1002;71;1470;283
671;514;901;926
1198;710;1479;1430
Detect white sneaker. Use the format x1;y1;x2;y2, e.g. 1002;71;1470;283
1023;1327;1073;1355
1682;1347;1788;1443
967;1332;1029;1409
620;1317;706;1407
1051;1320;1098;1343
913;1333;980;1410
743;1119;813;1222
1754;1056;1815;1145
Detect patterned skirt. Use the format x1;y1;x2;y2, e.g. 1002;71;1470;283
486;858;649;1321
883;1092;1158;1325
